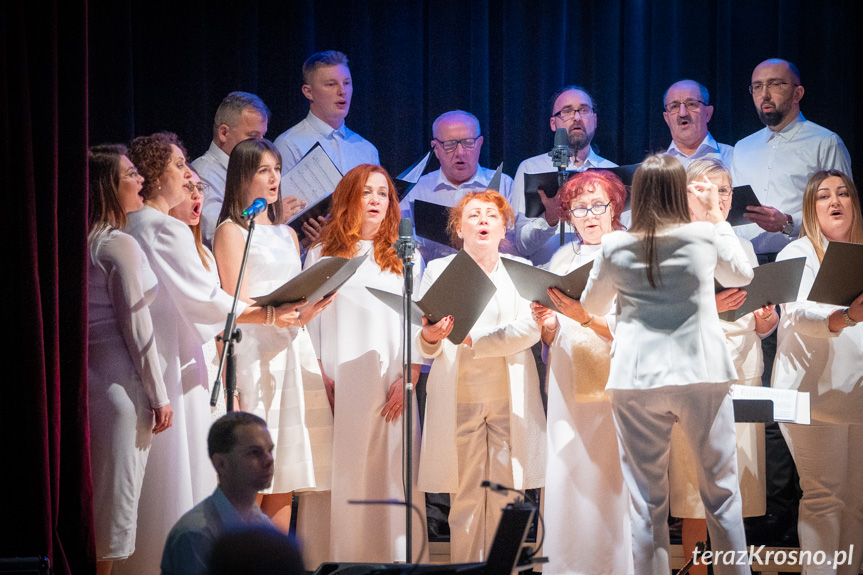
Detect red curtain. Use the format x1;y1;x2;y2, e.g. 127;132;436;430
2;2;95;574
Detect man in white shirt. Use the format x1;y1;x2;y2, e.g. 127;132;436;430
511;86;618;265
274;50;379;175
732;58;852;259
663;79;734;169
161;412;275;575
400;110;515;262
274;51;380;246
194;92;284;246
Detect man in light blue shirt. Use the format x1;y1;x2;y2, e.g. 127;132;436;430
732;58;852;258
400;110;516;263
161;412;274;575
663;79;734;170
511;86;618;265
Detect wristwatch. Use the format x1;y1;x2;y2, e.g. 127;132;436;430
781;214;794;236
843;308;858;327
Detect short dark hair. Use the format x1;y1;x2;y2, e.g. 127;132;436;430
549;85;595;115
302;50;349;84
208;412;267;458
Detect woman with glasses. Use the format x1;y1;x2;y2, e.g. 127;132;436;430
529;170;632;574
773;170;863;575
168;168;227;417
417;190;545;564
581;153;754;575
669;159;777;575
87;144;172;575
213;138;334;534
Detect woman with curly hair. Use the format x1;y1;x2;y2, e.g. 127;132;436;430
302;164;426;564
87;144;172;575
122;132;302;573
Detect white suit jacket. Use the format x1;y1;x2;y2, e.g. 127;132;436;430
581;221;754;391
415;253;545;493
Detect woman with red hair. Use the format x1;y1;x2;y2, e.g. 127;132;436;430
302;164;426;564
529;170;633;574
417;190;545;564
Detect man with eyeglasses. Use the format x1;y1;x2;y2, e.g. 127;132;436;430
510;85;617;265
662;79;733;169
399;110;516;262
732;58;851;260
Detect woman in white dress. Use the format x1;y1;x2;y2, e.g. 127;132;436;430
773;170;863;575
213;138;333;533
528;170;632;575
304;164;426;564
418;190;545;564
581;153;754;575
121;132;302;574
87;144;173;575
669;159;777;575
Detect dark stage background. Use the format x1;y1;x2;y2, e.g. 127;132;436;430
4;1;861;574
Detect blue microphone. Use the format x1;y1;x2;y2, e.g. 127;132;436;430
241;198;267;220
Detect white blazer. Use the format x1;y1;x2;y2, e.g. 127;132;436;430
415;253;546;493
581;221;754;391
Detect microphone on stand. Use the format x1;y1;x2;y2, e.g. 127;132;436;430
548;128;570;246
241;198;267;220
549;127;570;170
393;217;416;263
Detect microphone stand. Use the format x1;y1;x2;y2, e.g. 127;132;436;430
549;130;571;247
394;223;416;563
557;166;569;247
210;218;256;411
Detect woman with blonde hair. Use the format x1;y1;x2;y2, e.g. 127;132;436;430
669;158;777;575
773;169;863;575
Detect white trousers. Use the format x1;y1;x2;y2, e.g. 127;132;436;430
449;398;518;563
609;383;750;575
781;421;863;575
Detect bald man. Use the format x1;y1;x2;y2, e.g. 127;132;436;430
662;79;733;169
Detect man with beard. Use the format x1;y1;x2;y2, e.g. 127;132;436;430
663;79;734;169
731;58;851;549
161;412;275;575
511;85;617;265
732;58;851;259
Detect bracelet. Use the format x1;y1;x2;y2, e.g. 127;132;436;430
843;308;858;327
265;305;275;326
580;316;593;328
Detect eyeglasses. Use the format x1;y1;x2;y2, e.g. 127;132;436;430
185;182;209;195
664;100;706;114
552;106;594;121
717;186;733;198
433;137;480;152
122;168;141;179
570;202;611;218
749;80;795;95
